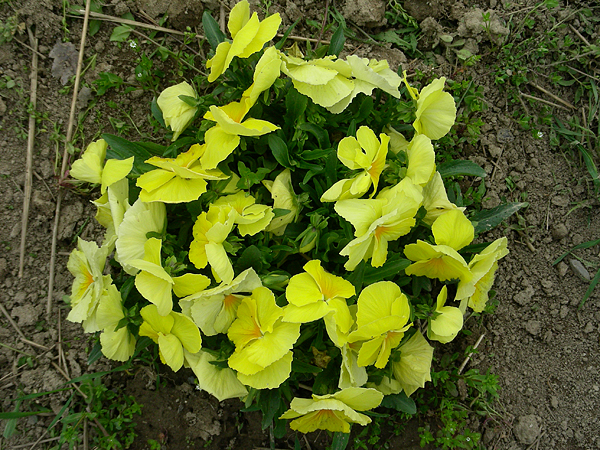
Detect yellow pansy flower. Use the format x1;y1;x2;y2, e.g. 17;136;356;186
280;53;354;109
327;56;402;114
262;169;299;236
180;268;262;336
280;387;383;434
405;134;436;186
348;281;412;368
321;126;389;202
283;259;354;343
66;238;111;330
128;238;174;316
422;171;466;225
96;284;136;362
242;46;281;108
428;286;463;343
136;144;227;203
202;100;279;170
206;0;281;82
413;77;457;140
338;341;368;389
213;191;274;236
404;209;474;295
391;331;433;396
93;177;130;251
115;199;166;275
138;304;202;372
464;237;509;312
189;205;237;284
184;349;248;401
227;287;300;389
157;81;198;140
70;139;134;194
335;182;422;270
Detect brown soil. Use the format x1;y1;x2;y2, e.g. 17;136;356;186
1;0;599;449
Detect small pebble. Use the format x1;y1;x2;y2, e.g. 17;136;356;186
556;262;568;277
526;320;541;336
569;259;591;282
584;322;595;334
551;223;568;240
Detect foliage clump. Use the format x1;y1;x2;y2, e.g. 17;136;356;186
66;0;508;440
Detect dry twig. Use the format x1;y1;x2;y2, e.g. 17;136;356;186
527;82;576;110
47;0;92;318
458;333;485;374
520;92;571;111
18;29;39;278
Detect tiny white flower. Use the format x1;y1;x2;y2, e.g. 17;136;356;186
137;73;142;78
537;131;543;138
129;40;137;49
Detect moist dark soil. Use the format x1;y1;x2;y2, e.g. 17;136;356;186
1;1;599;449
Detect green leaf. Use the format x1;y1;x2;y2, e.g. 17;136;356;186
331;432;350;450
102;133;157;176
471;202;528;233
363;256;411;284
93;72;123;96
268;134;293;168
381;391;417;414
0;409;52;420
178;94;200;107
285;87;308;124
151;97;165;127
87;341;104;366
438;160;486;178
203;11;226;50
88;0;102;36
298;123;330;148
235;245;264;272
553;238;600;265
580;268;600;309
110;25;132;42
2;400;20;439
328;25;346;57
291;359;323;374
276;19;300;49
259;389;282;430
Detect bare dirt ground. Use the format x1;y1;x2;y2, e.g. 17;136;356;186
1;0;599;449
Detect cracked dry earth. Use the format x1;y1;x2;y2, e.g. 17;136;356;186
1;0;599;449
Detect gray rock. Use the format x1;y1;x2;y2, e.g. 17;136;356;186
513;415;540;445
49;41;79;85
551;195;569;207
569;259;591;282
551;223;568;241
514;286;535;305
343;0;386;27
556;261;568;277
525;320;541;336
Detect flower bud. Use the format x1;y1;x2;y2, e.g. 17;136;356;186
157;81;198;141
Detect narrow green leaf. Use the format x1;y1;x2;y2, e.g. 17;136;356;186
285;87;308;123
203;11;226;50
87;341;103;366
268;134;293;168
2;400;20;439
291;360;323;374
0;409;52;419
331;432;350;450
381;391;417;414
471;202;528;233
553;238;600;265
276;19;300;49
151;97;165;127
363;257;411;284
298;123;331;148
580;268;600;309
327;25;346;56
438;160;487;178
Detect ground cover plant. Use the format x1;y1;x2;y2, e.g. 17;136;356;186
58;1;513;447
